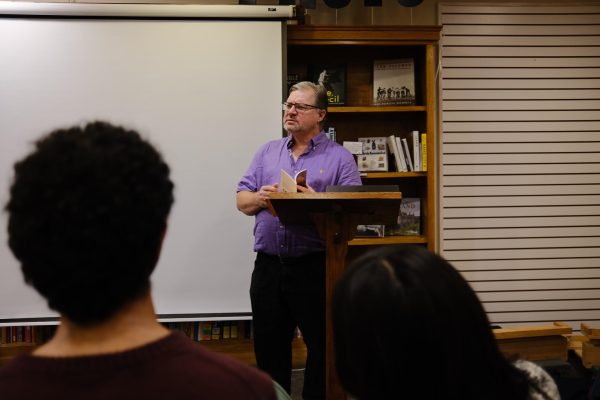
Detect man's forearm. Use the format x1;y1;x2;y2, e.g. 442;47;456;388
236;191;262;216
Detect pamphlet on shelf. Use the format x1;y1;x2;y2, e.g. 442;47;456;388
279;169;307;193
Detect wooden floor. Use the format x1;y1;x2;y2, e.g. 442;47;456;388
199;336;307;369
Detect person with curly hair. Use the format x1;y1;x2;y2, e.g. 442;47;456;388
1;121;288;400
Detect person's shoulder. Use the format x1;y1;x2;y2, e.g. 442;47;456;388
513;359;560;400
259;137;288;152
168;333;276;399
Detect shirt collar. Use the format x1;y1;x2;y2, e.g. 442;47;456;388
286;131;327;150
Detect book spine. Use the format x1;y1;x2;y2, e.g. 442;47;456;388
421;133;427;172
222;321;231;339
230;322;239;339
211;321;221;340
401;138;414;171
395;137;407;171
387;135;401;172
412;131;420;172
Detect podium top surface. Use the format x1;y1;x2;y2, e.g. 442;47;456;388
267;192;402;225
268;192;401;200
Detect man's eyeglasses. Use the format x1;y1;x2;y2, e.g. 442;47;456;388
282;102;321;113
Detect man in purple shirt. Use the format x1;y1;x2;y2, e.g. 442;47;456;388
236;81;361;400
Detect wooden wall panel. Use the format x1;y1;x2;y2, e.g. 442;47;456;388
439;2;600;333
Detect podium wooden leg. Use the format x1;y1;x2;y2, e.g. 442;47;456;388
324;210;351;400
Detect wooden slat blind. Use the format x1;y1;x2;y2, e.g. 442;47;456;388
439;3;600;329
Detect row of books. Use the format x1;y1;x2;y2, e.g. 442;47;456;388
1;321;300;346
162;321;253;341
287;58;415;107
353;132;427;173
0;325;57;345
356;197;421;237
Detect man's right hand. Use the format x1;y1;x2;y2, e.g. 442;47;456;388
236;184;278;216
257;184;278;209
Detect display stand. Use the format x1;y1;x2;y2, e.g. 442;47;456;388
267;192;402;400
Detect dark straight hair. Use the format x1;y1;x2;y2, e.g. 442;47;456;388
332;245;539;400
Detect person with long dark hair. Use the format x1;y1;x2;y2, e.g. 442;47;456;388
332;245;559;400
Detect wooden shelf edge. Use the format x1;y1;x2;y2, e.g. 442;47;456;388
493;323;573;340
0;342;37;348
349;236;427;246
361;171;427;179
328;105;427;113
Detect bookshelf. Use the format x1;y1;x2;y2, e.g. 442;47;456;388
287;25;441;251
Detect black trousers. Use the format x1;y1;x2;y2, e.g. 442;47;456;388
250;251;325;400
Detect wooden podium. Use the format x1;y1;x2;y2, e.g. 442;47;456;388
267;192;402;400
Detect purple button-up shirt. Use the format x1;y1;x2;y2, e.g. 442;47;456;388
237;131;362;257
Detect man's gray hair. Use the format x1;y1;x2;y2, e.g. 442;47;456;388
289;81;328;129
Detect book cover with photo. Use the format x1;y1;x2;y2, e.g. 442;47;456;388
373;59;416;106
356;224;385;237
357;154;388;172
385;197;421;236
307;64;346;105
358;137;387;154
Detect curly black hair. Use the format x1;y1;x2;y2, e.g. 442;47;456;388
5;121;174;326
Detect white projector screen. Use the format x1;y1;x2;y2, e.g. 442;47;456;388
0;4;288;323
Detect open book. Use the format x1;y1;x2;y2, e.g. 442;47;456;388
279;169;307;193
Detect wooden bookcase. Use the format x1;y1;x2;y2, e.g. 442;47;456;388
287;25;441;252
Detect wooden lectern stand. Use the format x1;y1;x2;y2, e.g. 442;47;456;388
267;192;402;400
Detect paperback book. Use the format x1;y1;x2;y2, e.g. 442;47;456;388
373;58;416;106
280;169;307;193
307;64;346;105
385;198;421;236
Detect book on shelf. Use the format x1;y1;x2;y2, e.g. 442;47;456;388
396;131;423;172
387;135;407;172
222;321;231;339
411;130;420;172
200;321;212;341
358;137;387;154
356;224;385;237
400;138;414;171
421;132;427;172
230;322;239;339
287;73;301;92
279;168;307;193
385;197;421;236
357;137;388;172
307;64;346;105
326;126;336;142
211;321;222;340
373;58;416;106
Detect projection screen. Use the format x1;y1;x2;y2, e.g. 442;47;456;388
0;2;292;324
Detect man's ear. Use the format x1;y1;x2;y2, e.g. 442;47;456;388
318;110;326;123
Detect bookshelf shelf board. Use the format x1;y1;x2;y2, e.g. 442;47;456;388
349;235;427;246
361;171;427;179
0;342;37;348
328;105;427;113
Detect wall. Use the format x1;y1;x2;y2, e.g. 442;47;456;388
6;0;599;26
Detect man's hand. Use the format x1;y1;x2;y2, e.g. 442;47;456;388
297;184;315;193
257;184;279;208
